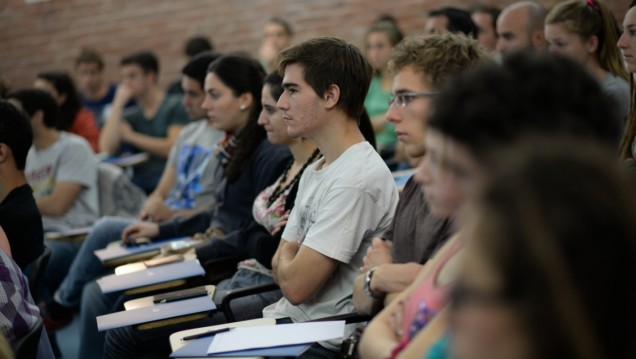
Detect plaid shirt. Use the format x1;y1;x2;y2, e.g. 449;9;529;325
0;250;39;342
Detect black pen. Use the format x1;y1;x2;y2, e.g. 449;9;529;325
181;327;233;341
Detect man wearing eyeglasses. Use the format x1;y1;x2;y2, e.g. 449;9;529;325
353;33;488;315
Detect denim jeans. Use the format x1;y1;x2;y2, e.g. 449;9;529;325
54;217;136;308
102;268;282;359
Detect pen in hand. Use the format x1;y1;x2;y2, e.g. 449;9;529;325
181;327;233;341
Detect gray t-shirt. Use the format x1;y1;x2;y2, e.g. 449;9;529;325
25;132;99;230
164;120;224;211
602;73;630;121
122;95;190;190
263;142;399;351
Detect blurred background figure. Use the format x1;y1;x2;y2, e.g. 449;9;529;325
166;35;214;94
424;7;478;38
450;140;636;359
496;1;547;54
35;72;100;152
364;15;404;158
258;17;293;72
545;0;629;121
470;5;501;51
74;48;117;128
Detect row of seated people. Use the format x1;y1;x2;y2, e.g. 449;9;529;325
11;29;633;359
0;0;632;353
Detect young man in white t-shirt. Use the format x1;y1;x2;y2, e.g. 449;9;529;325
8;89;99;231
262;37;399;356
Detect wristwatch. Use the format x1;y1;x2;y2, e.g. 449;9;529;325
364;267;384;300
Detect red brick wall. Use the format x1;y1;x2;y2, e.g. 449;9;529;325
0;0;630;90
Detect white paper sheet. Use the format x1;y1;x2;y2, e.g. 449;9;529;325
207;321;345;354
96;260;204;293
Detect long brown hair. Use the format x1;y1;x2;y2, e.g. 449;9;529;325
546;0;628;81
473;138;636;359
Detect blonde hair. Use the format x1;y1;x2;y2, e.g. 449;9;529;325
546;0;628;81
388;33;489;90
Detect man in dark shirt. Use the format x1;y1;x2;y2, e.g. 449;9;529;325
353;34;486;314
0;100;44;269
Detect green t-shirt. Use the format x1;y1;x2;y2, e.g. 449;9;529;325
123;94;189;192
364;75;396;150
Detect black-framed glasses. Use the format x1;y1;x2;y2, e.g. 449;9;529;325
387;92;440;107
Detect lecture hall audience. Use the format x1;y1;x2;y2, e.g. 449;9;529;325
1;2;635;358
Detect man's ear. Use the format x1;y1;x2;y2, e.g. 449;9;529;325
323;84;340;110
0;144;10;166
32;110;45;128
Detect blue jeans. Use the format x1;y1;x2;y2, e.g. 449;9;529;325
103;268;282;359
78;280;121;359
54;217;135;308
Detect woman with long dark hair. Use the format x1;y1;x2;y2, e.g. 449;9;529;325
35;71;100;152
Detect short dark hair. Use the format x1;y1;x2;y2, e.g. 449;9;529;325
470;5;501;34
268;17;294;36
264;71;284;102
184;36;214;58
0;100;33;170
181;51;222;90
7;88;60;129
428;51;621;161
36;71;82;131
278;37;373;119
428;7;479;39
75;48;105;70
120;51;159;75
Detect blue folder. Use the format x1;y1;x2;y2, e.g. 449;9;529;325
170;335;309;358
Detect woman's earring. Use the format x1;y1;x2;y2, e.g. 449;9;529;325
240;104;247;111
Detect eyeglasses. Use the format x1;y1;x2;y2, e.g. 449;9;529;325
387;92;440;107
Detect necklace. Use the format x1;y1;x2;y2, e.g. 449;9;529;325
267;149;321;207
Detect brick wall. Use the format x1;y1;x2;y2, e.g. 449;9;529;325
0;0;630;90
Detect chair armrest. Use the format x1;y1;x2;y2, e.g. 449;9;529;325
220;283;280;322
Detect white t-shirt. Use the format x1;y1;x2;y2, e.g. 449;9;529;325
25;132;99;231
263;141;399;351
164;120;224;211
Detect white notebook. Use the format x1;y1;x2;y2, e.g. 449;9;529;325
97;296;215;331
96;260;205;293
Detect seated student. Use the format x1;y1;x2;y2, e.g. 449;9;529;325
496;1;547;54
424;7;478;38
258;17;294;73
102;71;322;359
35;71;101;152
75;48;118;127
364;19;403;156
166;36;214;95
70;55;291;359
449;141;636;359
7;89;99;232
545;0;630;121
0;225;54;359
470;5;500;51
358;52;622;359
353;33;487;316
0;100;44;269
41;51;225;330
99;51;190;194
252;37;399;358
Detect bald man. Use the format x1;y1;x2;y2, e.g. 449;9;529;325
496;1;547;53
